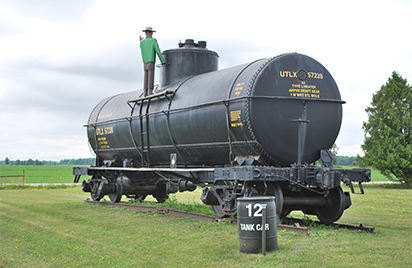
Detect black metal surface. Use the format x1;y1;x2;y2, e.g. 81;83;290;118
246;54;342;165
108;183;122;203
76;43;372;225
87;53;342;168
314;187;346;224
159;39;219;87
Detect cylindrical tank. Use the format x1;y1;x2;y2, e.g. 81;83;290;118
237;196;277;253
159;39;219;87
87;52;343;167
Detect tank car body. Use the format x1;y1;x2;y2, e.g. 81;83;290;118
74;39;370;224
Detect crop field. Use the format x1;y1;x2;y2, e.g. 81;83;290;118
1;178;411;267
0;165;393;185
0;166;74;184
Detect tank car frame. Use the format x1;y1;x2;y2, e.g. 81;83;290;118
74;147;370;224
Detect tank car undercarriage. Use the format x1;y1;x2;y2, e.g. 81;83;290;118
74;152;370;224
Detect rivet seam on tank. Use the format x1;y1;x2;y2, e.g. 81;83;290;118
243;53;298;165
243;55;282;163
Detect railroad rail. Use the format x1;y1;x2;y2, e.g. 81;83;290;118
284;217;375;233
84;200;308;234
84;200;375;234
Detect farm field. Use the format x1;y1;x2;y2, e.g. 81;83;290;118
1;184;411;267
0;165;394;185
0;166;74;184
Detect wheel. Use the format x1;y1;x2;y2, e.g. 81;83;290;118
109;183;123;203
90;178;103;202
211;181;237;218
315;186;345;224
154;194;167;203
153;183;168;203
254;182;284;218
91;192;103;202
212;202;237;218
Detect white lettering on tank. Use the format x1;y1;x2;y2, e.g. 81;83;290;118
256;223;270;231
240;223;270;231
240;223;255;231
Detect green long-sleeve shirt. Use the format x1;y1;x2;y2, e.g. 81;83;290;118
140;36;166;64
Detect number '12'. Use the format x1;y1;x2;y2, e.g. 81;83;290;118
246;203;263;217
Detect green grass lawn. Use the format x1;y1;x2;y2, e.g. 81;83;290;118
369;168;392;182
1;185;411;267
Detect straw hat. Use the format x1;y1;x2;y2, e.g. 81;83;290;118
142;27;156;32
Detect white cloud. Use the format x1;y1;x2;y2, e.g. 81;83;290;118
0;0;411;161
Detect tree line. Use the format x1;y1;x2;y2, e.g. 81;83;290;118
2;155;357;166
1;157;96;166
335;156;357;166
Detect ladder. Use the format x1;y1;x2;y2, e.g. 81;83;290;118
139;97;151;167
127;91;174;168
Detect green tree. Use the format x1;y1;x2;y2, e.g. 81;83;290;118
359;71;412;188
4;157;10;165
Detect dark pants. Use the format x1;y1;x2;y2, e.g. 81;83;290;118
143;61;155;96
